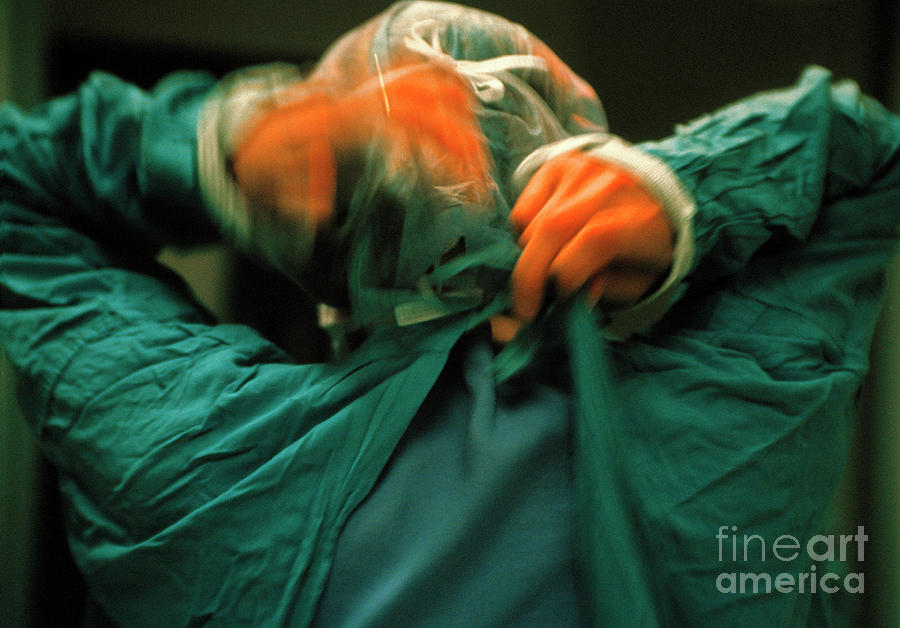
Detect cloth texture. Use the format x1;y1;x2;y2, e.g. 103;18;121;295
2;2;899;625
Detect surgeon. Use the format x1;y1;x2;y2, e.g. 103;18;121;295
1;2;898;626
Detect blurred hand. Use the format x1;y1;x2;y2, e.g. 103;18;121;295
231;62;491;235
492;151;673;343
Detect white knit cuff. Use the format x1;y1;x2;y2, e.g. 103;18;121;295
196;64;319;275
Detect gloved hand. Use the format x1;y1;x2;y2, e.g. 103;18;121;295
231;62;492;238
491;151;673;343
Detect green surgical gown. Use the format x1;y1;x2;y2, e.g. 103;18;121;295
1;20;899;628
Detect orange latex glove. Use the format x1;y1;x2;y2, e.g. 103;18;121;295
231;62;491;237
491;151;673;343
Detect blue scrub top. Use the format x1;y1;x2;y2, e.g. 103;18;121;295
313;331;582;626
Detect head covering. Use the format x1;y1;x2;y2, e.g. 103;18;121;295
302;0;607;332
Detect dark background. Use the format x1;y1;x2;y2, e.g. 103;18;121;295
47;0;894;142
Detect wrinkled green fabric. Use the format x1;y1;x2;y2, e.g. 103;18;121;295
615;68;900;626
2;14;899;628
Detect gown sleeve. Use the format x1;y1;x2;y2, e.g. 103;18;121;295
641;66;900;291
1;70;227;441
0;71;455;626
606;67;900;626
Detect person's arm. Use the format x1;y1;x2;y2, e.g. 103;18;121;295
508;67;900;628
0;70;223;425
607;69;900;627
510;67;900;340
1;71;220;250
632;66;900;356
197;59;491;303
0;71;454;626
641;66;900;286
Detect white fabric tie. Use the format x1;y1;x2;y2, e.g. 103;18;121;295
403;18;547;103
